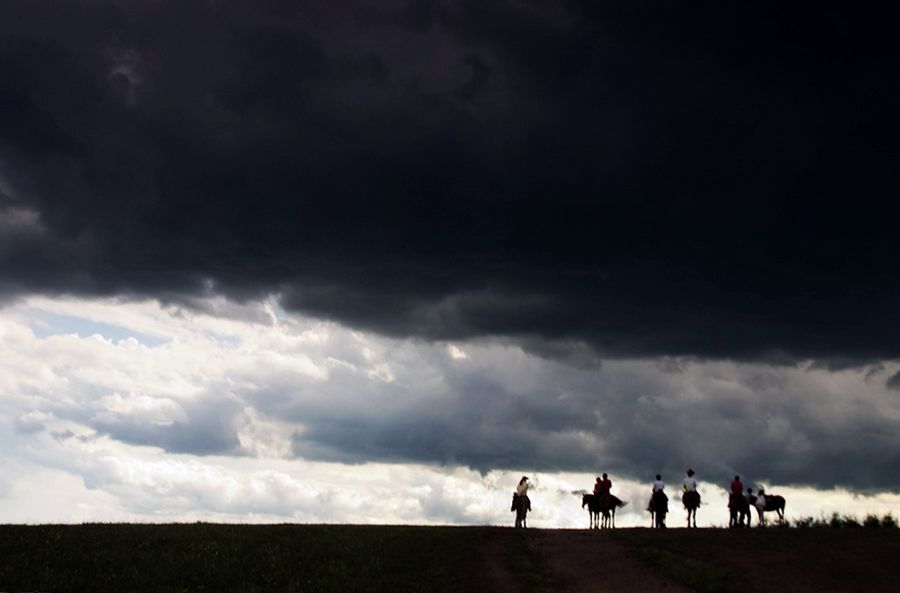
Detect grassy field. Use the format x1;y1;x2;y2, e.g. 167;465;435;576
614;527;900;593
0;523;489;593
3;524;899;593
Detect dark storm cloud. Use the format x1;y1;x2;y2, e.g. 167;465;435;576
281;355;900;491
1;1;899;362
887;370;900;391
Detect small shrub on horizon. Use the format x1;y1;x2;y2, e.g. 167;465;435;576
841;515;861;528
863;514;882;528
789;513;896;529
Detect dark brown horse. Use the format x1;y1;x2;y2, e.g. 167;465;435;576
682;490;701;528
648;490;668;528
729;493;751;527
582;493;626;529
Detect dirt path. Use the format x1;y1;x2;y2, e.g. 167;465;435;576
466;529;529;593
530;529;695;593
467;528;694;593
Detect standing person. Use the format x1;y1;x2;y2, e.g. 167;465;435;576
754;486;768;526
742;487;754;527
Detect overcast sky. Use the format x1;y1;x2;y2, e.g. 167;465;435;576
1;1;899;525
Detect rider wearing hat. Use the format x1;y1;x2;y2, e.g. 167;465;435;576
683;468;698;493
512;475;532;512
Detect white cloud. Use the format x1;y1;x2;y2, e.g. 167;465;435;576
447;344;469;360
1;296;899;525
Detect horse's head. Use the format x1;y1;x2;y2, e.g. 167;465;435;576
581;494;590;508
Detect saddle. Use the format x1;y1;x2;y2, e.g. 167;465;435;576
650;490;668;513
682;490;701;507
511;494;531;512
728;493;749;510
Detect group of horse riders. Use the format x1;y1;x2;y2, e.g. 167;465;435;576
644;469;701;528
727;474;786;527
513;469;786;528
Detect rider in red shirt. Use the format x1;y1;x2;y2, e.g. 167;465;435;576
729;475;744;509
600;473;612;495
593;473;613;507
730;475;743;496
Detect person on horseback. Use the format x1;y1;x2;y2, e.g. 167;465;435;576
682;468;701;527
653;474;665;493
512;475;531;512
729;475;744;513
683;469;698;493
511;476;532;528
595;473;612;501
650;474;668;527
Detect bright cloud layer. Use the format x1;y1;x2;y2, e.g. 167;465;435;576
1;296;898;526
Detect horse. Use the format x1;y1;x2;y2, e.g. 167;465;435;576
512;494;531;528
648;490;668;528
682;490;701;528
582;493;627;529
749;493;786;526
582;493;602;529
728;493;751;528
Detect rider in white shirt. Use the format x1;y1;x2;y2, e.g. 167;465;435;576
516;476;530;497
683;468;698;492
652;474;665;492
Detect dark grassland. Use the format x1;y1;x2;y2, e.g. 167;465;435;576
2;524;900;593
617;527;900;593
0;523;489;593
